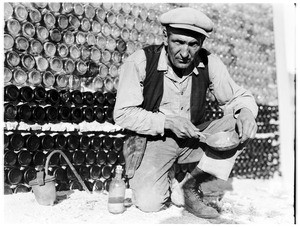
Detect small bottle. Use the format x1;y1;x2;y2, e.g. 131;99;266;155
108;165;126;214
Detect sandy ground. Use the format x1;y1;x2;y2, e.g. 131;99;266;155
3;175;295;225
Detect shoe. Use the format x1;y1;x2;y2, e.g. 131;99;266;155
183;177;220;219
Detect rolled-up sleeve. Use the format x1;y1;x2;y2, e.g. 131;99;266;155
208;54;258;118
113;50;166;136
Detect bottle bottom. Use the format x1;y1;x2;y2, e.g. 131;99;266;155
108;203;125;214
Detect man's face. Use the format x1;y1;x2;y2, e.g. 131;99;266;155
165;27;202;69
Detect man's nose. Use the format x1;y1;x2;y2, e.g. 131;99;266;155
180;45;189;58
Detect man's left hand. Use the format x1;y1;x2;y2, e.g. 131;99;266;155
236;108;257;143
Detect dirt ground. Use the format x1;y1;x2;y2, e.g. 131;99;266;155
3;175;295;224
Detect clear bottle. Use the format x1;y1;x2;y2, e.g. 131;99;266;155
108;165;126;214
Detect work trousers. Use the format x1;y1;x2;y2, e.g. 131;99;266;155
129;115;244;212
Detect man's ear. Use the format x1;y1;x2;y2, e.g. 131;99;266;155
163;29;168;46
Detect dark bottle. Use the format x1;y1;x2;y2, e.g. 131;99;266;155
71;90;83;106
94;106;105;123
17;150;32;166
33;86;47;104
104;92;116;107
103;136;114;151
96;150;107;165
4;134;9;150
54;134;67;149
71;107;83;123
87;61;99;78
58;106;71;122
4;150;17;167
107;151;118;165
48;166;67;183
23;166;37;185
104;106;114;123
4;103;18;122
19;86;34;103
59;89;71;105
32;151;46;166
104;179;112;192
40;134;55;151
113;137;124;153
67;134;80;150
116;38;127;53
46;89;61;106
31;105;46;124
14;184;29;193
101;165;112;179
45;106;58;123
93;180;104;192
49;28;62;43
72;150;85;166
117;152;126;166
79;165;90;180
24;134;40;152
69;180;83;191
6;167;23;185
9;133;24;150
85;149;96;165
4;184;13;195
82;106;94;122
90;136;103;151
47;152;60;167
66;165;77;180
4;84;20;102
83;91;95;106
80;135;90;150
90;165;102;180
59;150;72;166
17;103;32;122
94;91;105;106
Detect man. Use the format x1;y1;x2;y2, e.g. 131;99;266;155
114;7;258;219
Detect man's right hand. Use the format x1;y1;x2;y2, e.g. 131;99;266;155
164;115;200;138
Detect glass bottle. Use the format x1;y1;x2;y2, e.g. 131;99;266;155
4;34;14;51
57;43;69;58
19;86;34;103
6;18;21;37
29;8;42;23
85;149;96;165
17;103;32;122
4;103;18;122
4;67;13;85
6;50;20;68
17;150;32;167
71;107;83;123
81;17;91;32
57;14;69;30
4;84;19;102
108;165;126;214
12;67;27;86
4;150;17;167
45;106;58;123
96;150;106;165
29;39;43;56
82;106;94;122
68;14;80;31
39;134;55;151
24;134;40;152
43;71;55;88
90;165;102;180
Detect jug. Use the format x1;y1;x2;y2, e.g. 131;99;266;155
29;150;91;206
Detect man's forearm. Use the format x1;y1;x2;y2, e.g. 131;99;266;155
114;106;166;136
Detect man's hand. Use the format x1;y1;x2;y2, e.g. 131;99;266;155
164;115;199;138
236;108;257;143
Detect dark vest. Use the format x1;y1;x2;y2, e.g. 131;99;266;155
142;44;210;127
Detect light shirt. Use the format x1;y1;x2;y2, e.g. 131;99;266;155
114;47;258;136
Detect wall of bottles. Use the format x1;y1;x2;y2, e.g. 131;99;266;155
4;2;279;194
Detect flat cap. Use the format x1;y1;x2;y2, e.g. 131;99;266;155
159;7;213;37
